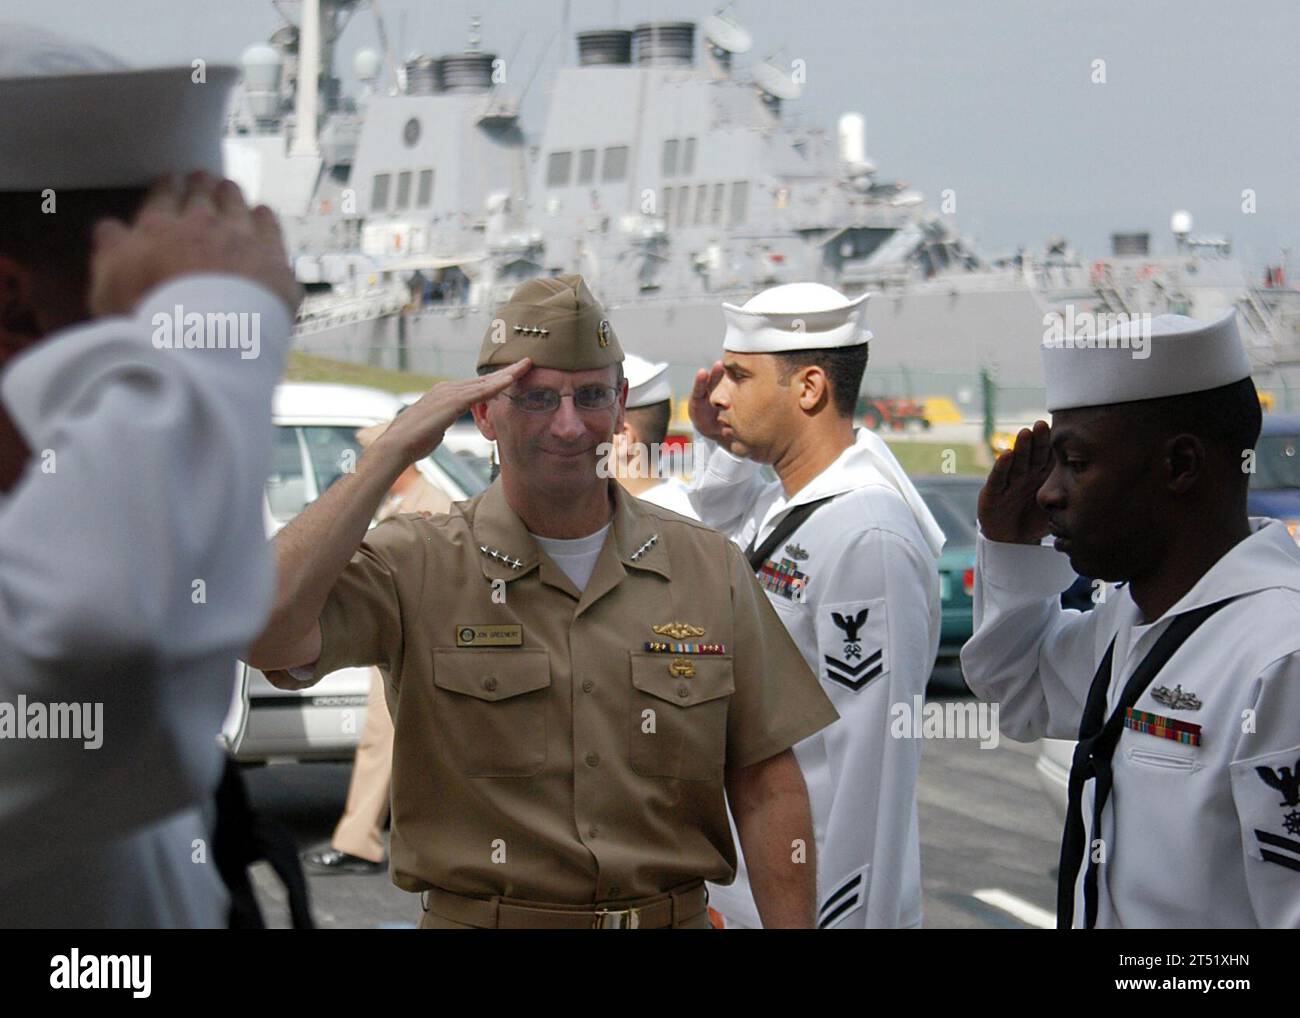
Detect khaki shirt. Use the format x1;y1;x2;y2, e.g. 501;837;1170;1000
303;479;837;904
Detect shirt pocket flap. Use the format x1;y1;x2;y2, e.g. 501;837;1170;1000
631;652;734;707
432;649;551;702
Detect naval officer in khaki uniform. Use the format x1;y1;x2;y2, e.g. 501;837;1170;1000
248;276;838;928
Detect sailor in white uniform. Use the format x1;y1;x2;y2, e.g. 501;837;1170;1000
961;310;1300;928
688;283;944;928
0;26;297;926
614;353;698;518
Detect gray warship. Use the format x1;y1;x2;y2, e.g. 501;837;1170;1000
223;0;1300;414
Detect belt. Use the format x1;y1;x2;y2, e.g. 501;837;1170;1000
420;882;707;929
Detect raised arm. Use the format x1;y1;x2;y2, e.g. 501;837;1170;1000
246;361;531;675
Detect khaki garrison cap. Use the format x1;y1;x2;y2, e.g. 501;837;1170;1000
477;275;625;372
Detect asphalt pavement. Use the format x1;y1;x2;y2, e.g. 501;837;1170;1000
247;680;1062;929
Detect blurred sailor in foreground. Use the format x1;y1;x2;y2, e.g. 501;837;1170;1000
0;25;297;926
688;283;944;928
612;353;697;518
962;311;1300;928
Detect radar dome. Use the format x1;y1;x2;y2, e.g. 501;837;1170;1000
354;48;383;81
1170;209;1193;235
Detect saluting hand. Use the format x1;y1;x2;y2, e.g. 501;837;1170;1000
978;420;1053;544
89;171;301;317
689;360;740;452
368;359;532;468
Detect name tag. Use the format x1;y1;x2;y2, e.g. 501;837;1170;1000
456;624;523;647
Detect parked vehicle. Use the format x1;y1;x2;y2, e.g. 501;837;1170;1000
221;383;486;763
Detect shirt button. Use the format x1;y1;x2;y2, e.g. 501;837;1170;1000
676;683;690;698
582;679;594;693
483;676;498;692
585;752;600;767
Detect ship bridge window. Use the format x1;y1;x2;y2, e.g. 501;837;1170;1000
676;186;689;225
711;183;726;225
601;146;628;183
662;186;673;224
546;151;573;188
694;184;708;225
682;137;697;175
372;173;391;211
662;138;679;177
395;171;412;210
729;181;749;226
417;169;434;208
577;148;597;185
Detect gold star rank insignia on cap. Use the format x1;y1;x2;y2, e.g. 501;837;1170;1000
597;319;612;348
652;621;705;639
512;325;550;337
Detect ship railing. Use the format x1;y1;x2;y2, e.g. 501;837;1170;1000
294;292;408;335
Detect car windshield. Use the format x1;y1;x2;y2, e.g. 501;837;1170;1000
918;489;977;545
1251;434;1300;490
429;444;489;497
266;425;363;523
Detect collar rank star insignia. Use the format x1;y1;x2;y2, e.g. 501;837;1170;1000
652;621;705;639
824;609;884;692
784;543;809;561
1150;684;1203;710
479;545;523;569
631;534;659;561
1124;708;1202;747
758;558;808;600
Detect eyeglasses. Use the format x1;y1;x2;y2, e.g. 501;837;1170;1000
503;385;618;414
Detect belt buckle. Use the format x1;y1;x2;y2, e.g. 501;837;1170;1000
592;907;641;930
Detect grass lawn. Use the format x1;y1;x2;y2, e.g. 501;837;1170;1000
883;440;986;477
284;351;444;395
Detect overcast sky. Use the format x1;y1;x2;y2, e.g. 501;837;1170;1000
9;0;1299;269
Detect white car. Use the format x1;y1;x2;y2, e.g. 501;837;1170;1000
221;382;486;763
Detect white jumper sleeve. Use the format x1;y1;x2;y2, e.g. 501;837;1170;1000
0;275;291;853
960;534;1100;742
685;435;769;539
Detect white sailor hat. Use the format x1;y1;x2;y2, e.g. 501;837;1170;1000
0;23;236;191
624;353;673;408
722;282;871;354
1042;308;1250;412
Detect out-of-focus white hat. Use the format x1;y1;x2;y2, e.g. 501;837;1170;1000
1042;309;1250;412
0;22;236;190
722;282;871;354
624;352;673;408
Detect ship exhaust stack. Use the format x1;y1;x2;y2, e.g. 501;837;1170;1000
577;29;633;66
633;22;695;67
438;53;497;94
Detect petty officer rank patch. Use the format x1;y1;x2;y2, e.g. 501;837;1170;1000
1124;708;1202;747
818;599;888;692
1230;745;1300;875
758;557;809;600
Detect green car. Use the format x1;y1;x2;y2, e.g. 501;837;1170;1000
914;476;982;679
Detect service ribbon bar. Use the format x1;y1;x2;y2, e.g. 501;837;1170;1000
1124;707;1202;747
644;641;727;655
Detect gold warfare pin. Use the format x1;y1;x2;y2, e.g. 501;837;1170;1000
652;621;705;639
456;624;523;647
